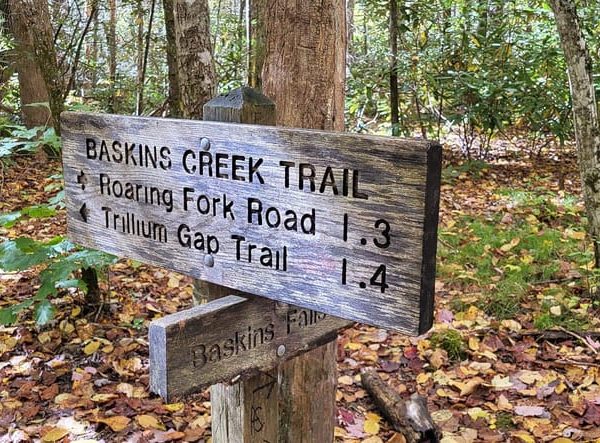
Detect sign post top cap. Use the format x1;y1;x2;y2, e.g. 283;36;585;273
205;86;275;111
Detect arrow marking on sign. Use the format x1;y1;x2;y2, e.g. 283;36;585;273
76;170;88;190
79;203;89;223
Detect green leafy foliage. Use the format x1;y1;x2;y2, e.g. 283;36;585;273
0;123;61;161
0;235;116;325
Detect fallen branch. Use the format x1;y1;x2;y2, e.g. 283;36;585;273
360;371;440;443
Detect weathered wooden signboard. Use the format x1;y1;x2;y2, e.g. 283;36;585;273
149;295;351;400
62;112;441;334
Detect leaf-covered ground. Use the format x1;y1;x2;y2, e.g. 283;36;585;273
1;146;600;443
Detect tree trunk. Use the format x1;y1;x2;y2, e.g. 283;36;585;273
108;0;117;112
16;0;63;134
136;0;156;115
172;0;216;119
389;0;400;136
240;2;346;441
549;0;600;267
6;0;53;128
258;0;346;131
346;0;354;59
135;0;145;115
163;0;182;117
247;0;266;89
85;0;100;92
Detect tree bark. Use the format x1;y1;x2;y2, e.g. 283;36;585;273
247;0;266;89
389;0;400;136
16;0;63;134
136;0;157;115
163;0;182;116
172;0;216;119
6;0;53;128
258;0;346;131
347;0;355;58
108;0;117;113
549;0;600;267
135;0;145;115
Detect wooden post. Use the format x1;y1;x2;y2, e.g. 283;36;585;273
203;87;338;443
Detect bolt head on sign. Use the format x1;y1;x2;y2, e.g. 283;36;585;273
61;112;441;335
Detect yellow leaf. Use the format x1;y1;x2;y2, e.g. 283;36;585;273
500;237;520;252
165;402;184;412
513;431;535;443
71;306;81;318
91;393;118;403
550;305;562;316
338;375;353;385
568;230;586;240
97;415;130;432
346;342;362;350
467;407;490;422
468;336;480;351
416;373;430;384
552;439;575;443
167;275;181;288
136;414;165;430
83;341;100;355
42;427;69;442
501;319;522;332
365;412;381;423
364;418;380;435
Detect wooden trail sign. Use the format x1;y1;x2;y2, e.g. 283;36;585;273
62;112;441;334
149;295;351;400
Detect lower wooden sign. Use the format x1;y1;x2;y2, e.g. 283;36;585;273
149;295;351;400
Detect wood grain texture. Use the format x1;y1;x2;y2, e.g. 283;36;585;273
149;294;350;400
211;341;337;443
61;111;441;334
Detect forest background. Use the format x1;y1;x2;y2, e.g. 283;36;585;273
1;0;600;442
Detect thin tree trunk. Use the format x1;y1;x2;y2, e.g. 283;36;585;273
248;0;266;88
163;0;181;116
347;0;355;58
6;0;53;128
135;0;145;115
173;0;216;119
137;0;156;115
86;0;99;91
549;0;600;267
108;0;117;112
389;0;399;136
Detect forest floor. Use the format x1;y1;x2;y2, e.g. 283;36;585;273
1;140;600;443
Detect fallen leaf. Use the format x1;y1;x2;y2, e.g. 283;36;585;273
97;416;130;432
338;375;354;385
514;405;550;418
164;402;185;412
83;341;100;355
137;414;165;430
364;417;380;435
41;427;68;442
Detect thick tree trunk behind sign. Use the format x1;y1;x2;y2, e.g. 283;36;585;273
217;1;347;441
6;0;52;128
549;0;600;266
14;0;63;135
258;0;346;131
172;0;216;119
